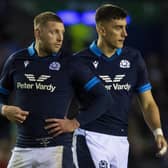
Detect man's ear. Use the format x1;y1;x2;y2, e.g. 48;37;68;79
96;23;105;35
34;28;40;40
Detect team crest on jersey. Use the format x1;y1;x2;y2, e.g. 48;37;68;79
24;60;29;68
99;160;108;168
49;62;61;71
120;59;130;68
92;60;99;68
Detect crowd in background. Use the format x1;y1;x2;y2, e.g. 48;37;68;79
0;0;168;168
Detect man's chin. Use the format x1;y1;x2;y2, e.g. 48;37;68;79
117;43;124;48
53;48;60;53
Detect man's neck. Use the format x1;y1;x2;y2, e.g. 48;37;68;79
97;40;116;58
34;43;48;57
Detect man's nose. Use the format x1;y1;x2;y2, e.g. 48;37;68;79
122;28;128;37
57;33;63;41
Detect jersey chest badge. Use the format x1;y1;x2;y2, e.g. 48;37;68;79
120;59;130;68
49;62;61;71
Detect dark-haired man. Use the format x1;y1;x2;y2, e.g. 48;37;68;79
51;4;167;168
73;4;167;168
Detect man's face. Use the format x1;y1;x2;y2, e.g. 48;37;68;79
98;18;127;49
38;21;65;54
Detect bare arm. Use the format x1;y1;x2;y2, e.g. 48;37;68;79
138;90;161;131
45;81;111;136
137;90;167;156
45;118;80;137
1;105;29;123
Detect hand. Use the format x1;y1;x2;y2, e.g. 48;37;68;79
1;105;29;123
45;118;80;137
155;135;167;157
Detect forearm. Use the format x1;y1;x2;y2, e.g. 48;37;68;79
0;103;4;114
76;84;111;126
0;104;6;116
142;102;161;131
76;95;108;125
0;95;8;115
143;103;168;156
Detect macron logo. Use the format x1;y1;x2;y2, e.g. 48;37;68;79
92;60;99;69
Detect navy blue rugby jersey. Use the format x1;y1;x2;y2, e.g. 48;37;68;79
74;41;152;136
0;43;105;147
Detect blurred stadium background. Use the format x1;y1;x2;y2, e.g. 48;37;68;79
0;0;168;167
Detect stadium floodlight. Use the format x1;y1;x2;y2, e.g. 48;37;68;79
57;10;131;26
81;11;96;26
57;10;80;25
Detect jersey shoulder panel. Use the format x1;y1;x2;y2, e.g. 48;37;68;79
6;48;30;63
14;48;31;59
1;48;26;70
122;46;145;68
73;48;96;66
74;48;94;58
122;46;142;59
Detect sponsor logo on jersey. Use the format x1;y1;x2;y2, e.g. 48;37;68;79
99;74;131;91
120;59;130;68
99;160;108;168
25;74;51;82
16;74;56;92
49;61;61;71
92;60;99;69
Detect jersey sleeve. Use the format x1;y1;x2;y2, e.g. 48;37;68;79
0;54;15;112
69;57;101;91
135;51;152;93
69;57;112;126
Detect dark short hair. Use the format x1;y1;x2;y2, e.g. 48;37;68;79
95;4;128;23
34;11;63;28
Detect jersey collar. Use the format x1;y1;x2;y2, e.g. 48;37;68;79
27;42;58;57
89;40;122;61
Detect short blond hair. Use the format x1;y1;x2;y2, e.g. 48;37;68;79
34;11;63;29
